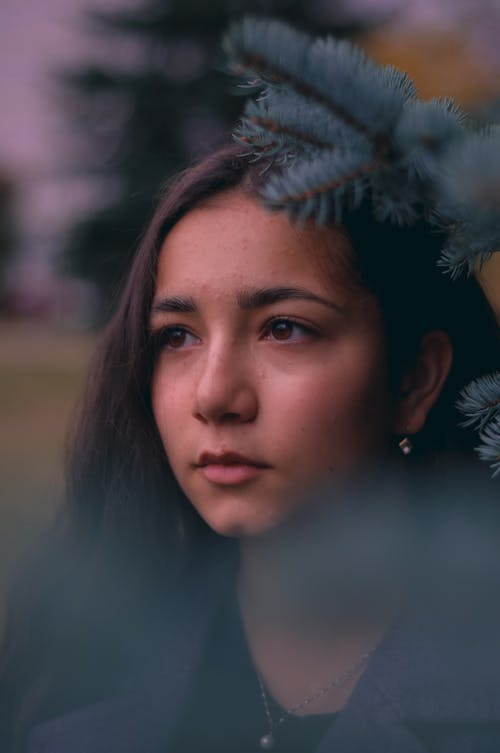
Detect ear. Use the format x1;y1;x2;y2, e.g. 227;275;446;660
392;330;453;435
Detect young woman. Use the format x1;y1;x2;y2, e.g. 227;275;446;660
2;22;500;753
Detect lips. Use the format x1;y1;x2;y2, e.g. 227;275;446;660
196;451;270;485
197;451;268;467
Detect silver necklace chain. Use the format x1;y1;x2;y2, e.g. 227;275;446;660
256;648;374;750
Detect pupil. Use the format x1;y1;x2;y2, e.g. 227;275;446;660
168;329;185;348
273;321;292;340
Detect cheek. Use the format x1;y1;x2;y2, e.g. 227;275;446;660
270;346;392;466
151;369;187;456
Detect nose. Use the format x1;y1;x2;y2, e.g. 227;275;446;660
193;341;258;424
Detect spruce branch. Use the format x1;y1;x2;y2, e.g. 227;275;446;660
261;147;380;223
436;131;500;217
369;163;424;225
238;101;333;156
308;35;416;138
224;18;427;228
223;17;500;478
438;230;498;279
236;92;370;160
223;18;415;154
477;415;500;477
457;373;500;430
395;98;465;181
434;130;500;276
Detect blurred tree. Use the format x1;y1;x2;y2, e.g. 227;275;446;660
57;0;375;321
0;170;14;301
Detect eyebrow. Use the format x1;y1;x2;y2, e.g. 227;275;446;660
237;286;344;313
150;286;344;316
151;295;197;314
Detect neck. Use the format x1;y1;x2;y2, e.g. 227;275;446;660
238;524;392;637
239;537;387;715
236;512;397;714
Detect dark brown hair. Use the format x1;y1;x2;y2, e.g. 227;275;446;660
1;142;498;752
67;142;497;549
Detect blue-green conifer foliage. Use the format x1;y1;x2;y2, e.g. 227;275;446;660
224;17;500;475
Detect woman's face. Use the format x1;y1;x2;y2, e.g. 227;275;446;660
150;191;395;538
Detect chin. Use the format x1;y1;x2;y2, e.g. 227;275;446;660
198;500;285;540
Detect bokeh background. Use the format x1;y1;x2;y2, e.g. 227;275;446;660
1;0;500;625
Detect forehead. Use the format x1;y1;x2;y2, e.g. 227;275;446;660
155;191;356;299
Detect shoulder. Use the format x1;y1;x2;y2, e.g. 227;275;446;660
348;602;500;751
24;546;232;753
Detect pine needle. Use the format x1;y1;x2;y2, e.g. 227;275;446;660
457;373;500;430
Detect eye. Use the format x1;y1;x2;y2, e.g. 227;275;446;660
152;326;199;353
264;318;315;342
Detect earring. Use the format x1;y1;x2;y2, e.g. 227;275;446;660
398;437;413;456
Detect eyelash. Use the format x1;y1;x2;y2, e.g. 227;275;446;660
151;317;317;355
261;317;317;342
150;326;199;354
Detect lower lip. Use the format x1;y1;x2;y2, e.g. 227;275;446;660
200;463;266;485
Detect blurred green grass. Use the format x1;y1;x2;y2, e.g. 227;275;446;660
0;320;96;626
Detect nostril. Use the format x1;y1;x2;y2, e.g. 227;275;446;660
194;408;247;423
193;356;258;423
221;411;242;421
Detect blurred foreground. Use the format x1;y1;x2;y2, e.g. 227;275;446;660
0;319;95;626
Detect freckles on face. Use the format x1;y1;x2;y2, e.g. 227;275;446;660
149;191;393;538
